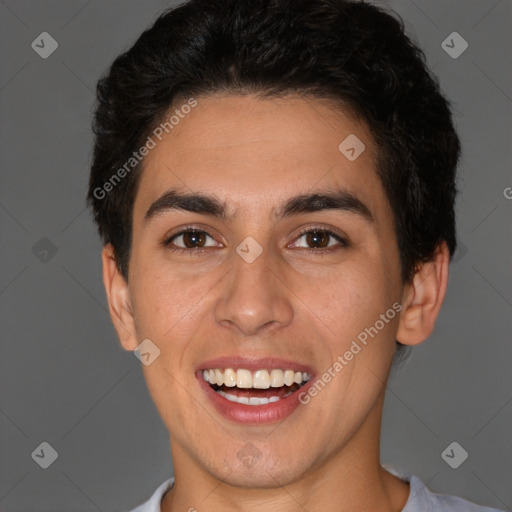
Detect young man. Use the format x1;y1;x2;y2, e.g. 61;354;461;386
87;0;504;510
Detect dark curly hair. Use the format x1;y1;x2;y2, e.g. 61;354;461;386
88;0;460;298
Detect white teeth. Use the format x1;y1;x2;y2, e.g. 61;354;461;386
202;367;312;389
270;369;285;387
236;369;253;388
284;369;295;386
224;368;237;387
253;370;270;389
218;390;282;406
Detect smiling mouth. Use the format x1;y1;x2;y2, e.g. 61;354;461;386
202;368;312;406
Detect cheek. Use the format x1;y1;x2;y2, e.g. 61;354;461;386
129;263;222;365
130;252;190;325
319;267;399;391
298;261;391;336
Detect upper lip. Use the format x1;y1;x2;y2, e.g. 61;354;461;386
196;356;314;374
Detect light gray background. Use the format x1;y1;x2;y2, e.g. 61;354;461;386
0;1;510;511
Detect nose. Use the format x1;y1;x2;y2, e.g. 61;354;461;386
213;246;294;337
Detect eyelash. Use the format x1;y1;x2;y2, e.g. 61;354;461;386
162;225;349;255
294;227;349;253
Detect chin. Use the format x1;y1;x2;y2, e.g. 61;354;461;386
201;447;313;490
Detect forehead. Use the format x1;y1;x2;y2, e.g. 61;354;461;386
135;94;387;222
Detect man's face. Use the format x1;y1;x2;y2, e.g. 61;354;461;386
125;94;404;487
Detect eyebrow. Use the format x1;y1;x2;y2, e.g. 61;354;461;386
144;187;374;225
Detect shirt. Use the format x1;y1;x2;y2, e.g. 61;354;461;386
126;464;505;511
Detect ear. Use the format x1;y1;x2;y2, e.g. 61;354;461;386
396;241;450;346
101;244;139;351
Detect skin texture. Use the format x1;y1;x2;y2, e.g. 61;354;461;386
102;94;450;512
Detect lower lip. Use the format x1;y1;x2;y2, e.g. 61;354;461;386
197;373;314;424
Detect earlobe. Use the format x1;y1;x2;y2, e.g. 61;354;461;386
101;244;139;351
396;241;450;346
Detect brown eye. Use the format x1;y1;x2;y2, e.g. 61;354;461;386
293;229;347;250
181;231;207;248
165;229;219;251
305;230;330;248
